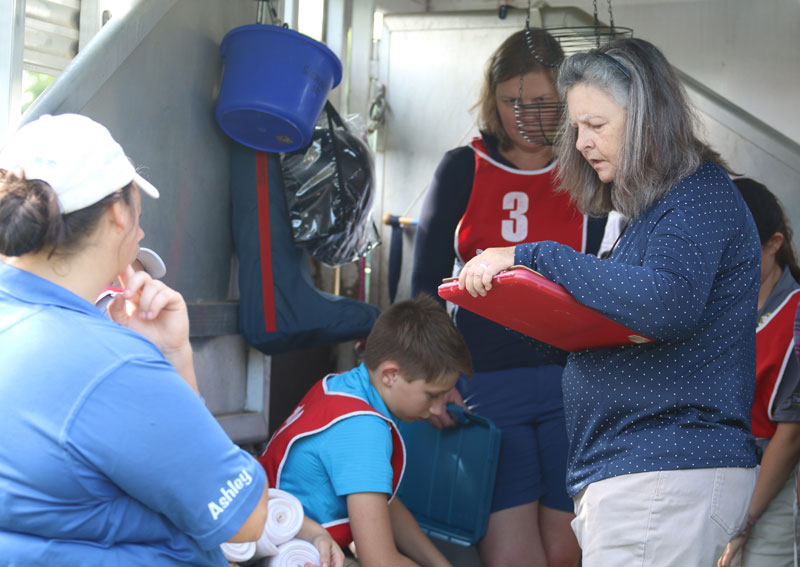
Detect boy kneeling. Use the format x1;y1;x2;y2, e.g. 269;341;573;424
260;295;472;567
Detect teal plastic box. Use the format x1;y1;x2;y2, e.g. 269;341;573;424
396;404;501;546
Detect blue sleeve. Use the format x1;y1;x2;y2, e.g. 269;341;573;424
411;147;475;304
63;357;266;550
514;193;733;341
317;414;394;497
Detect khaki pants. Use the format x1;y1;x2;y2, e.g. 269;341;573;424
571;468;757;567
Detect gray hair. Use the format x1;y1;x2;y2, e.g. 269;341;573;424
554;38;730;219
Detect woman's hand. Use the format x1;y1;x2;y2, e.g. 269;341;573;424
109;265;199;396
457;247;515;297
716;535;746;567
110;265;190;356
108;266;197;380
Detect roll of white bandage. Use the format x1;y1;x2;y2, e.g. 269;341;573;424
253;488;306;559
267;539;321;567
220;541;256;563
264;488;305;545
254;527;280;558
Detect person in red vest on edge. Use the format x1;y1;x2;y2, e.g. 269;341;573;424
717;178;800;567
259;295;473;567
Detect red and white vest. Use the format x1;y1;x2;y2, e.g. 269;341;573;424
455;138;587;264
752;289;800;438
258;375;406;547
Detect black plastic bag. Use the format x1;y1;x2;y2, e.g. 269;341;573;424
280;102;380;266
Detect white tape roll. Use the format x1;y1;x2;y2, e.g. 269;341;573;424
263;488;305;545
254;488;306;558
220;541;256;563
268;539;320;567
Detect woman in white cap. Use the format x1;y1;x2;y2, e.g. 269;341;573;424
0;114;341;567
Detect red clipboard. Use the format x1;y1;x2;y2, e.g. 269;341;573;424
438;266;653;352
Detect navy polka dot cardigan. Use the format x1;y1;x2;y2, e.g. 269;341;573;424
515;162;760;496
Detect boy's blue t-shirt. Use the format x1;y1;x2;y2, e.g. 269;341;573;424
0;263;265;567
278;364;396;526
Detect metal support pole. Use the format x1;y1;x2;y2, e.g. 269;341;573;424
1;0;26;138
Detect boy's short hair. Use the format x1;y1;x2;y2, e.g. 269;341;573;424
363;294;472;383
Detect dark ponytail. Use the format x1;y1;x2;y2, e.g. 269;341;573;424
0;171;61;256
734;177;800;283
0;169;132;257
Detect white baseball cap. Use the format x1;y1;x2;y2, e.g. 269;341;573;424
135;247;167;279
0;113;159;213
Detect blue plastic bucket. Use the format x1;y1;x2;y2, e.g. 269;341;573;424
216;25;342;152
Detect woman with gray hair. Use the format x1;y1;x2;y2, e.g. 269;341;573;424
457;38;760;566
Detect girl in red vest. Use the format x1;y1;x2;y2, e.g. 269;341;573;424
718;178;800;567
411;29;599;567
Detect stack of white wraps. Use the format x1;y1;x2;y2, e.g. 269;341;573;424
220;488;321;567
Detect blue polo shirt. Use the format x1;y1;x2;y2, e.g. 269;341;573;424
278;364;395;526
0;263;265;566
514;162;760;496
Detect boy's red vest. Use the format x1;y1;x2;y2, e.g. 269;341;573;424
456;137;586;264
258;375;406;547
752;289;800;438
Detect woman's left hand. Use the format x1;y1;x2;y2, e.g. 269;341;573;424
457;247;516;297
716;535;746;567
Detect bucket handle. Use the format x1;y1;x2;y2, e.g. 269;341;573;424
323;100;348;133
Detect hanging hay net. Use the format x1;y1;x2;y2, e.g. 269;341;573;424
514;1;632;145
524;25;633;68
